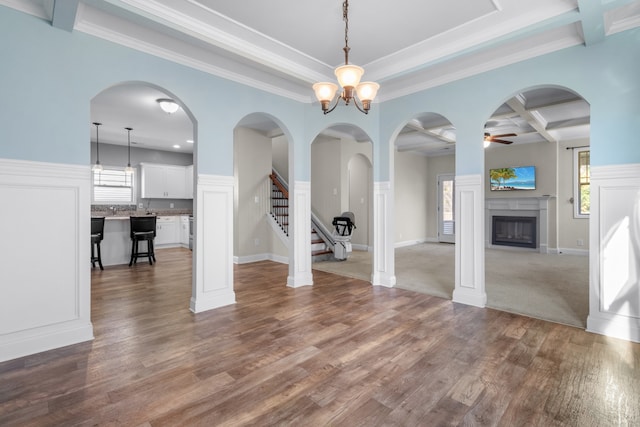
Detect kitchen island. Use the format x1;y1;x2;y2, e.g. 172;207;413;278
94;215;191;267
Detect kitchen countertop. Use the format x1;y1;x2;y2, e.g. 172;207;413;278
92;211;192;220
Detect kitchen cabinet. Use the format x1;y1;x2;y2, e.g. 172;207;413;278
180;216;190;247
140;163;193;199
155;216;179;246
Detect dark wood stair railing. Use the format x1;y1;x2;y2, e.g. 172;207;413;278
269;172;289;235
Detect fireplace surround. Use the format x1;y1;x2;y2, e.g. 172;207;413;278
485;196;551;253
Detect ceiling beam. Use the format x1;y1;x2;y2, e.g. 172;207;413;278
52;0;80;32
506;95;557;143
577;0;606;46
404;120;456;144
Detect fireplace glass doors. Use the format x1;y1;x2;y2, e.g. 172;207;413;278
492;216;537;248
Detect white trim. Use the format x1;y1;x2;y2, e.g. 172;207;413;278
190;173;236;313
587;163;640;343
234;253;288;265
453;174;487;308
372;181;396;287
288;181;313;288
0;159;93;362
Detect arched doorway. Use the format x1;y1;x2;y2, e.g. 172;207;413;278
392;112;456;298
482;86;590;327
232;113;290;268
89;81;196;309
309;125;374;281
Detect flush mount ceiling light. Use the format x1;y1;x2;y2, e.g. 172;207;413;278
313;0;379;115
92;122;103;172
156;98;179;114
124;127;134;175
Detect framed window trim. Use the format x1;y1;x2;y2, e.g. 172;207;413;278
573;147;590;219
92;165;136;205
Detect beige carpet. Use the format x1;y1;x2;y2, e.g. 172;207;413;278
312;243;589;328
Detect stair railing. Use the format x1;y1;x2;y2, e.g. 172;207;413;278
268;169;335;252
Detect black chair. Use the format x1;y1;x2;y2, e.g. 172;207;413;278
91;217;105;270
129;216;157;266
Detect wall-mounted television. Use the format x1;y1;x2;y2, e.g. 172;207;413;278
490;165;536;191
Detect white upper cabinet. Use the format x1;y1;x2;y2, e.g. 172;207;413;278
140;163;193;199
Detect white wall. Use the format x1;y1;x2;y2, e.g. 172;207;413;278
234;127;272;258
311;136;343;227
394;151;429;244
272;135;289;181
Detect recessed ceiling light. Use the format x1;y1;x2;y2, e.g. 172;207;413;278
173;144;181;149
186;139;194;144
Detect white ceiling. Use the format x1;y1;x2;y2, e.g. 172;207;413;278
4;0;639;155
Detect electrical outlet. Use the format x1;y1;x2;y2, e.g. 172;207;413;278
254;238;260;246
170;203;174;209
577;239;584;246
138;203;143;209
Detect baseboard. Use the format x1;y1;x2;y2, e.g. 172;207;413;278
235;253;289;264
587;314;640;343
557;248;589;256
190;290;235;313
395;239;427;248
0;322;94;363
452;288;487;308
287;272;313;288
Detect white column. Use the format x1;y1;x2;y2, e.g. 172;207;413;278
288;181;313;287
191;174;236;312
372;181;396;287
586;164;640;343
0;159;94;362
453;174;487;307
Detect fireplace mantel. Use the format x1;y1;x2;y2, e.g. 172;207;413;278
485;196;553;253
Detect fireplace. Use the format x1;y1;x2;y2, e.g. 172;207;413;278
492;216;537;248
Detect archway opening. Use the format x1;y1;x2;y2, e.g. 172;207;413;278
482;86;590;327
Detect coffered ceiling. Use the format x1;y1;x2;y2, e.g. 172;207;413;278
3;0;638;155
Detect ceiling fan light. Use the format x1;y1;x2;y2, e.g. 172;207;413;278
483;140;491;148
157;98;179;114
335;64;364;89
356;81;379;102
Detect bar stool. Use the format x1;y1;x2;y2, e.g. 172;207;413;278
129;216;156;266
91;217;105;270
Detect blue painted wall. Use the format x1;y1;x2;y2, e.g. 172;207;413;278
1;6;639;182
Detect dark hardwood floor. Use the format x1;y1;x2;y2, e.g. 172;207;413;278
1;247;638;426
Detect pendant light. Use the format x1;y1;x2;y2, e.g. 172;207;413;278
124;127;134;175
312;0;379;115
92;122;103;172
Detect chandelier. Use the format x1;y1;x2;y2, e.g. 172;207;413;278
313;0;379;115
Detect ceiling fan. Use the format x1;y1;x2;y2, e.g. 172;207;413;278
484;132;516;145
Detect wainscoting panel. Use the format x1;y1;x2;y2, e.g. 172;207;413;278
0;159;93;362
372;181;395;287
453;174;487;308
587;163;640;343
191;174;236;313
288;181;313;288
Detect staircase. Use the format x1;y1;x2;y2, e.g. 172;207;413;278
269;171;334;262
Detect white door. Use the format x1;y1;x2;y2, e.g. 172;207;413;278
438;174;455;243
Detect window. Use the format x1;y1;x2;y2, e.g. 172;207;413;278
92;167;135;204
573;148;590;218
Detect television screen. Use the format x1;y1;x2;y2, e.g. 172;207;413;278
490;166;536;191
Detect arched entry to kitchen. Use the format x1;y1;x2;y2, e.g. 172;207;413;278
89;81;197;304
